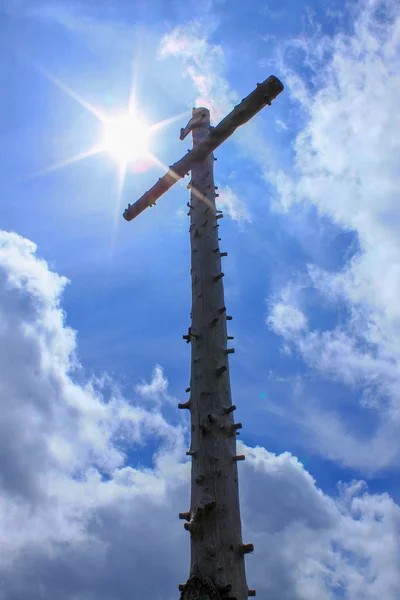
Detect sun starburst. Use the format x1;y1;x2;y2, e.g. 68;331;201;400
27;59;190;253
31;60;189;178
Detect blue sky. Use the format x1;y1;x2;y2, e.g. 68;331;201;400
1;0;400;598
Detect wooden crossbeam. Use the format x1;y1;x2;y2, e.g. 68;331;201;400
122;75;283;222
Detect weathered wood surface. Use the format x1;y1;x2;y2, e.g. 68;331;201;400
123;75;283;221
179;108;251;600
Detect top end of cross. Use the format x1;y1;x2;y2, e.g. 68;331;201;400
259;75;284;104
180;108;210;141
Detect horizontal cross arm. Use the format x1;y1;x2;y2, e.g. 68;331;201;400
123;75;283;222
123;153;193;221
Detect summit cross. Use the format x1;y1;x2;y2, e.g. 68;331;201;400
123;75;284;600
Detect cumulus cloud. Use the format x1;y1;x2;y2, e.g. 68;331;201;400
241;447;400;600
0;230;189;599
266;0;400;471
1;229;399;598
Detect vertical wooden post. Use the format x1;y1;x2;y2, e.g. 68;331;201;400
180;108;252;600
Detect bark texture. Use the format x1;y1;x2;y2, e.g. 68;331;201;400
180;108;251;600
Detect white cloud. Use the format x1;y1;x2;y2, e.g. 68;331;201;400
242;447;400;600
158;22;237;123
276;118;288;130
158;22;279;175
217;185;252;223
267;284;308;338
266;281;400;472
266;0;400;471
1;229;399;598
135;363;176;407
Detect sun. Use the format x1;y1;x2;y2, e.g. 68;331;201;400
30;63;190;184
101;113;151;164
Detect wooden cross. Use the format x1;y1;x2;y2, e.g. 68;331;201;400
123;75;284;600
123;76;283;222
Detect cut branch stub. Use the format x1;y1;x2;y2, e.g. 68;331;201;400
184;521;196;533
179;511;191;521
224;404;236;414
240;543;254;555
215;365;227;377
218;584;232;595
178;401;191;410
225;348;235;355
227;423;242;436
234;455;246;462
248;590;256;597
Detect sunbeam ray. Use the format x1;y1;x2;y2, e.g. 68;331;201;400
146;153;215;212
27;146;102;179
26;56;197;229
109;159;129;255
32;61;107;123
150;111;191;134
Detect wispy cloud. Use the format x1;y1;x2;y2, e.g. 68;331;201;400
158;21;280;226
217;185;252;224
264;0;400;471
158;22;237;123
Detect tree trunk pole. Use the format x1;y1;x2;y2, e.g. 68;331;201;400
179;108;253;600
